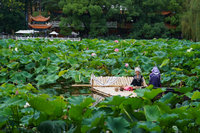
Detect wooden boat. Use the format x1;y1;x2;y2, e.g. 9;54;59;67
72;75;147;100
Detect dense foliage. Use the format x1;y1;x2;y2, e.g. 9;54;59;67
2;0;200;41
58;0;184;38
0;0;26;34
1;82;200;132
0;39;199;88
182;0;200;41
0;38;199;132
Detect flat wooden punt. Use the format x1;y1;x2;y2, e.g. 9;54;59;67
72;76;139;98
92;87;137;97
72;84;124;87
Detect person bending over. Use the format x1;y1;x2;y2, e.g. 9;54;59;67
149;66;161;87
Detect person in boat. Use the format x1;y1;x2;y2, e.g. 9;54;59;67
131;67;147;87
120;67;147;91
149;66;161;87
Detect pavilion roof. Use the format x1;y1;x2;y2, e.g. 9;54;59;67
28;24;52;29
30;15;50;22
161;11;172;15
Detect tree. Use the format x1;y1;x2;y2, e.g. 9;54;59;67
41;0;62;20
42;0;60;12
58;0;109;37
0;0;26;34
58;0;144;37
182;0;200;41
58;0;185;38
129;0;185;39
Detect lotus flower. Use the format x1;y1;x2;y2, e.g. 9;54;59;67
15;90;19;95
15;47;18;51
114;40;119;43
24;102;30;108
48;57;50;60
87;48;89;50
187;48;193;52
91;53;96;56
114;48;119;52
125;63;129;67
9;46;11;49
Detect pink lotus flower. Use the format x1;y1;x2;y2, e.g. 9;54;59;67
9;46;11;49
125;63;129;67
15;90;19;95
114;48;119;52
114;40;119;43
48;57;50;60
91;53;96;56
87;48;89;50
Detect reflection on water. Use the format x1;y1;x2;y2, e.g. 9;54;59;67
56;86;92;97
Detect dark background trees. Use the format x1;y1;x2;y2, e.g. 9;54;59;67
58;0;185;39
1;0;200;41
181;0;200;41
0;0;26;34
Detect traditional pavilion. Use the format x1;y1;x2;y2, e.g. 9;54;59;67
28;12;52;31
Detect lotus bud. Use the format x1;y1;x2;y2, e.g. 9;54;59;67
91;53;96;56
114;40;119;43
15;90;19;95
114;48;119;52
125;63;129;67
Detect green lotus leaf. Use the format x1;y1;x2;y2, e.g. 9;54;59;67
7;62;19;69
136;121;161;132
160;59;169;68
101;96;126;106
81;111;105;132
25;62;36;70
0;96;25;109
106;117;130;133
144;105;161;121
191;91;200;100
20;56;32;64
47;65;60;73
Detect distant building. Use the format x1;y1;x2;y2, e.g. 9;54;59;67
28;12;52;31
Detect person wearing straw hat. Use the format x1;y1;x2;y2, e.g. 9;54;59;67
130;67;147;87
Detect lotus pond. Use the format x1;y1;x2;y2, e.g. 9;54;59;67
0;38;199;132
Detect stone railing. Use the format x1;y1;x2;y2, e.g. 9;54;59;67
0;35;81;41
